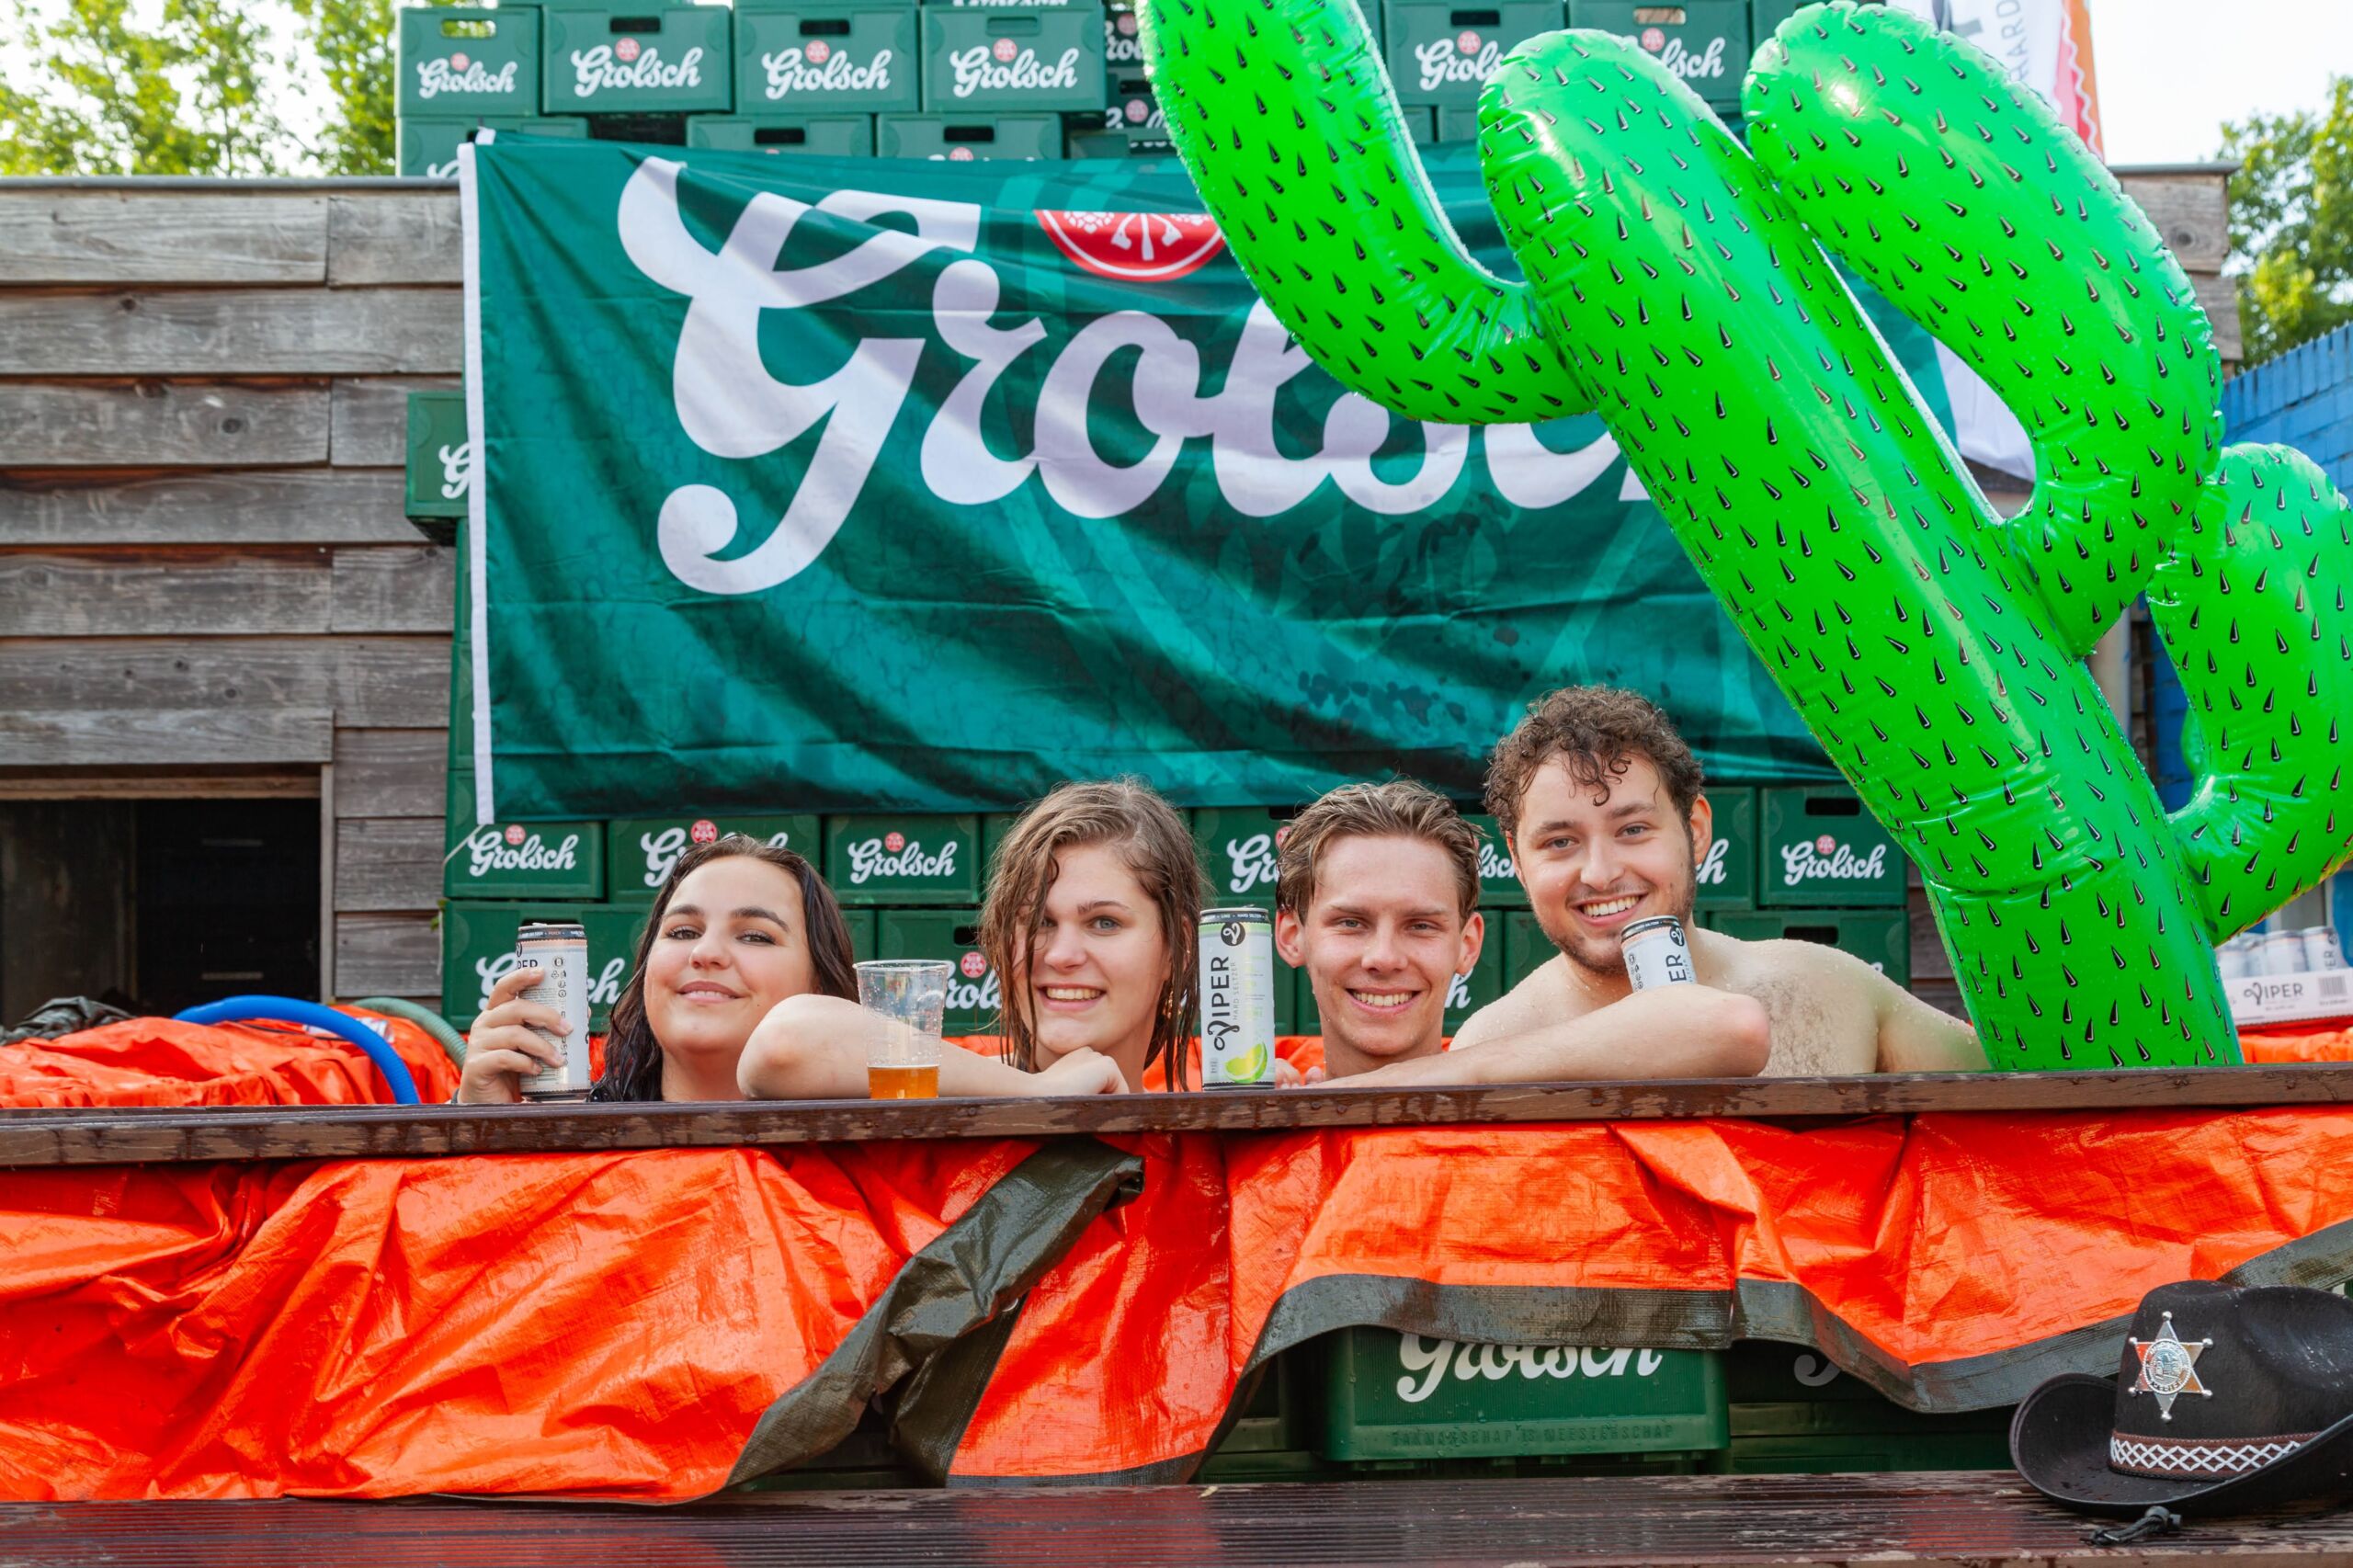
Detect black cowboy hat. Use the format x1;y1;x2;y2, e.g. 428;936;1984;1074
2011;1279;2353;1516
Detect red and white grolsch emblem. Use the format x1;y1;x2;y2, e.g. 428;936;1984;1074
949;146;974;159
960;951;988;979
884;831;906;852
1456;29;1481;53
691;819;719;844
804;38;831;62
504;824;527;846
1815;834;1836;855
1640;25;1665;51
615;36;642;62
992;36;1018;61
449;51;470;70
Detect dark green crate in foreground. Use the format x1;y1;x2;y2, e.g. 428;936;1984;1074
445;816;607;902
605;813;822;903
876;112;1061;157
1318;1327;1727;1460
1759;785;1905;907
687;113;876;154
1704;909;1909;986
875;907;997;1034
439;901;646;1030
404;388;470;520
824;813;981;903
1694;784;1757;911
1459;813;1526;909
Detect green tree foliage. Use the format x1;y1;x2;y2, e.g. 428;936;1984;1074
0;0;394;176
2222;77;2353;367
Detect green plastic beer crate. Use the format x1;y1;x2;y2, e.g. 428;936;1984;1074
1434;106;1483;142
734;1;919;115
396;115;587;178
1445;922;1506;1032
542;5;733;115
1758;786;1904;907
445;816;607;902
605;813;822;903
1317;1327;1727;1460
1103;0;1141;76
687;113;877;153
399;6;541;121
843;906;878;962
1748;0;1812;47
920;6;1106;113
1695;784;1756;911
1192;807;1290;911
1567;2;1749;109
979;812;1024;874
1502;909;1553;986
404;388;470;519
875;112;1061;157
824;813;981;903
875;907;998;1035
1459;812;1525;908
1381;2;1562;109
1100;74;1169;148
1704;908;1909;985
439;901;646;1030
1725;1341;2015;1440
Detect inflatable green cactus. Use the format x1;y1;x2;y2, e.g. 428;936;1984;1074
1140;0;2353;1067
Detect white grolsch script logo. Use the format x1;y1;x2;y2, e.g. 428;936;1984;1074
1414;36;1501;92
1223;834;1278;894
416;57;517;99
845;836;961;884
949;969;1001;1016
1446;971;1470;1009
477;951;625;1013
1394;1335;1670;1404
636;825;791;888
1477;840;1514;882
615;163;1629;595
1779;841;1888;885
949;44;1079;97
765;46;892;98
573;44;703;97
462;826;580;878
1654;36;1726;80
1693;835;1730;885
438;439;475;500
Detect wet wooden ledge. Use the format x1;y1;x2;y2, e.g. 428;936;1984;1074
5;1063;2353;1167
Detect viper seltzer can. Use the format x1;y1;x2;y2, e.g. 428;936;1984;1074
1199;906;1276;1087
1620;915;1695;991
517;919;593;1096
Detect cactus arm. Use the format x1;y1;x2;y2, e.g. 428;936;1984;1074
1742;4;2223;662
2155;444;2353;942
1139;0;1588;424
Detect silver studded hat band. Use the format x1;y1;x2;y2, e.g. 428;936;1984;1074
2109;1430;2317;1481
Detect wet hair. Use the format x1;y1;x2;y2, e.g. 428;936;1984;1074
1276;780;1482;921
977;778;1203;1089
1483;686;1706;845
589;834;858;1102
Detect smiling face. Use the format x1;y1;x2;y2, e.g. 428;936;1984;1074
642;856;821;1078
1277;833;1483;1078
1510;755;1710;982
1016;841;1171;1084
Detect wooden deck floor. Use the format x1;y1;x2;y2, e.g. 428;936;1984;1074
8;1471;2353;1566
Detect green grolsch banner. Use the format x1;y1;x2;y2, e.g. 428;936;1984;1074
459;135;1955;819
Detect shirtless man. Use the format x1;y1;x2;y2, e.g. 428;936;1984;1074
1453;686;1984;1076
1276;778;1772;1085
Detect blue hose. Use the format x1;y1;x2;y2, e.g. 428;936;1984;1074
174;995;423;1106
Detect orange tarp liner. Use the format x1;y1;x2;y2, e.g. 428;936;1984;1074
0;1013;461;1108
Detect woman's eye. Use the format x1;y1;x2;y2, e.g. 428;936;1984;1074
664;926;699;941
740;930;775;944
1090;916;1121;932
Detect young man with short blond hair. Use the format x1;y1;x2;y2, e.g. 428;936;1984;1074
1276;778;1772;1085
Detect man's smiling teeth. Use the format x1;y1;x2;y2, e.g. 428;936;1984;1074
1580;895;1641;917
1350;991;1415;1008
1041;986;1102;1001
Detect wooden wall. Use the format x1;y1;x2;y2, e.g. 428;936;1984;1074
0;168;2237;1019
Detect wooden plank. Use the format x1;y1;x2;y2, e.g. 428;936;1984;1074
335;816;446;912
334;910;440;997
330;376;455;466
0;192;326;285
0;290;459;376
2119;171;2230;274
0;705;332;767
0;550;331;636
328;192;462;287
334;729;449;819
10;1471;2353;1563
0;381;329;467
0;635;448;728
0;468;417;547
332;544;454;634
2194;269;2243;364
7;1064;2352;1167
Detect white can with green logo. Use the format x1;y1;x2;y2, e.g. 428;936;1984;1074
1199;905;1276;1088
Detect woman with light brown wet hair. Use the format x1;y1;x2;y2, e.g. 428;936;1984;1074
977;778;1205;1092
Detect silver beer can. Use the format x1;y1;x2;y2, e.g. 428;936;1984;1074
517;919;593;1096
2215;935;2252;981
1621;915;1696;991
1199;906;1277;1088
2258;928;2310;978
2305;926;2346;973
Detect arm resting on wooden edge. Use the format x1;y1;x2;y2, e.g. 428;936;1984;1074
1344;985;1772;1089
736;994;1130;1099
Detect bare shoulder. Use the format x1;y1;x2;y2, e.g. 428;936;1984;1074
1451;958;1576;1050
1702;937;1888;1075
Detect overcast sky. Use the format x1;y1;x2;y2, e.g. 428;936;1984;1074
2097;0;2353;165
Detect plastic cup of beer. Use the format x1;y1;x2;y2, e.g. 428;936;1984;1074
855;960;949;1099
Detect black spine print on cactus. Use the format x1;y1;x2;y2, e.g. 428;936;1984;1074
1139;0;2353;1067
